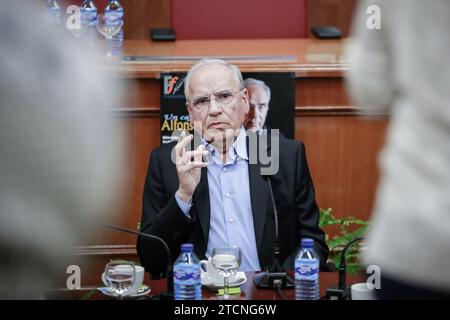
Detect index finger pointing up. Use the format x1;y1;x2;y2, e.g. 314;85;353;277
175;131;193;158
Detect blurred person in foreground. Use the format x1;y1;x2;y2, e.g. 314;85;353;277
0;1;125;298
347;0;450;299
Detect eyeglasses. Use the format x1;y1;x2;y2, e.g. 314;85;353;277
189;88;243;110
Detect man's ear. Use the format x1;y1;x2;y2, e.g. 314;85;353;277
186;102;194;125
242;88;250;113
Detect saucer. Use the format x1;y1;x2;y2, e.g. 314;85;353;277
98;284;151;299
201;272;247;290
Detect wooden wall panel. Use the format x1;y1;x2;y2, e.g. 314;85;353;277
123;78;161;108
123;0;171;40
118;113;161;232
297;77;350;107
296;113;388;221
84;113;160;247
307;0;357;38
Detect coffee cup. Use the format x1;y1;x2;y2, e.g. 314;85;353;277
102;264;145;295
200;258;237;284
351;282;376;300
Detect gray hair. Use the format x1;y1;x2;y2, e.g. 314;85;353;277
244;78;271;102
184;59;244;99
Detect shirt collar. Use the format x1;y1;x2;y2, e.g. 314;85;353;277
234;126;249;161
201;126;248;164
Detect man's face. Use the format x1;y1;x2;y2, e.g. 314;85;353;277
186;64;249;143
245;85;270;132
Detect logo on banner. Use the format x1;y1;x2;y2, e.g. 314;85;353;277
164;75;185;96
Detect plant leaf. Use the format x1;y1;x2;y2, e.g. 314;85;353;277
320;208;370;274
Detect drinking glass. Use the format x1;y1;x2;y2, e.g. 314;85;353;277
96;13;122;59
104;262;135;300
211;247;241;300
96;13;122;40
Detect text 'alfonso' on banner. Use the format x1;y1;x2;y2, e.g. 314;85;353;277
160;73;192;145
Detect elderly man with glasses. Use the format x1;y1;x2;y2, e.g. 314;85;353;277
138;59;328;279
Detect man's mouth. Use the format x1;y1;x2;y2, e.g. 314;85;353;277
208;122;227;129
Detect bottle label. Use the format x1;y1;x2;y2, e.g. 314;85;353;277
173;267;200;285
295;259;319;280
105;11;124;27
80;8;97;27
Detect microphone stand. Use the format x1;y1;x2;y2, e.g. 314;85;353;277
96;221;174;300
254;176;295;290
325;237;365;300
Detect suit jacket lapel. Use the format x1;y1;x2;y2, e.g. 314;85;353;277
247;134;271;251
192;167;210;245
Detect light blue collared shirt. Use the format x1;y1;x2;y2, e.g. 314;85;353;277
175;127;261;272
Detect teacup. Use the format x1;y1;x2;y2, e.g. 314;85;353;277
351;282;376;300
200;258;237;284
102;264;145;295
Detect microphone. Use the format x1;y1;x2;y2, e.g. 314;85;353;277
95;221;174;300
254;174;295;290
325;237;365;300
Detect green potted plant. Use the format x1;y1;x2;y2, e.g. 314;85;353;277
319;208;370;274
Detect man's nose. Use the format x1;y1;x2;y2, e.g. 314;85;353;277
208;97;221;115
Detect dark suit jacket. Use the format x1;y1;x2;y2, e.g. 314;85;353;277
137;134;328;278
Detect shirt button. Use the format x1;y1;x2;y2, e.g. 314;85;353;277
225;192;230;197
229;218;234;223
223;167;228;172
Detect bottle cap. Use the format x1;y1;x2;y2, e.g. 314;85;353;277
180;243;194;252
301;238;314;248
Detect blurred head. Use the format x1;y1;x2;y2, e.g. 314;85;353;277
243;78;271;132
185;59;249;146
0;1;125;299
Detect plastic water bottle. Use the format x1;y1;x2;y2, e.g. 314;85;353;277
173;243;202;300
43;0;61;25
80;0;98;46
295;238;320;300
104;0;124;56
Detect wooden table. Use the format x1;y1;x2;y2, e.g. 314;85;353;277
48;271;364;300
106;38;349;77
